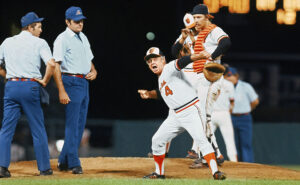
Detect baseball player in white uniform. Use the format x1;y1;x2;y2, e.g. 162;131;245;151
172;4;231;164
142;47;225;180
211;78;237;162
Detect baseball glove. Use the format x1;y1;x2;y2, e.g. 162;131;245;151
203;63;225;82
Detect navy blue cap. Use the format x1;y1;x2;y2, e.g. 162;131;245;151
65;6;86;21
226;67;238;76
191;4;209;15
21;12;44;28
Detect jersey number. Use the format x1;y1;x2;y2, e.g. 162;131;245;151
165;86;173;96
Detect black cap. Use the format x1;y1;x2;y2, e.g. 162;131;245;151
191;4;209;15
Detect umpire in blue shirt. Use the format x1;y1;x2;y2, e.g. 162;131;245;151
53;6;97;174
225;67;259;163
0;12;56;177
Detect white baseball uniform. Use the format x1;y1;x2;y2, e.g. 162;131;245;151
211;79;237;161
175;26;229;157
152;60;214;158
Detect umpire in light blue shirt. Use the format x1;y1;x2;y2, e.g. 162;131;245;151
224;67;259;163
53;6;97;174
0;12;56;178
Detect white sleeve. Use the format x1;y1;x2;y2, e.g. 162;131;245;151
39;40;53;64
163;60;180;78
175;34;182;44
211;27;229;44
246;83;258;102
0;42;4;65
227;81;235;100
53;36;66;63
83;34;94;61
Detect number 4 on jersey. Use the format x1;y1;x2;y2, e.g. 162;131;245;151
165;85;173;96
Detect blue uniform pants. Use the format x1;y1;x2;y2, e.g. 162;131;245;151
58;75;89;168
0;81;50;171
231;114;254;162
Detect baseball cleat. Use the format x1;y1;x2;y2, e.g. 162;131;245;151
143;172;165;179
186;150;198;159
0;167;11;178
40;168;53;176
213;171;226;180
217;155;225;166
189;158;205;169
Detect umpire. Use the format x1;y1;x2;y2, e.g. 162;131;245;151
53;6;97;174
224;67;259;162
0;12;55;177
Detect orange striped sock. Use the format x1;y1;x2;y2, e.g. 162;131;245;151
153;154;165;175
204;152;218;175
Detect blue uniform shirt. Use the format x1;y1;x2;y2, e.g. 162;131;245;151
53;27;93;75
0;31;53;79
232;80;258;114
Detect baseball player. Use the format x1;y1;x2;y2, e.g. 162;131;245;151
172;4;231;164
0;12;55;177
210;78;237;162
142;47;225;180
53;6;97;174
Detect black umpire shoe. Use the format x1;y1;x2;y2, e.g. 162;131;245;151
40;168;53;176
143;172;165;179
0;167;11;178
57;163;69;171
70;166;83;174
213;171;226;180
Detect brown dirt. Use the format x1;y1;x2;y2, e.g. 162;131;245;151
7;157;300;180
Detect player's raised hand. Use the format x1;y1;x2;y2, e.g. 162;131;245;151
181;28;190;39
138;89;151;99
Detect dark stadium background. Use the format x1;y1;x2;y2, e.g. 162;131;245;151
0;0;300;156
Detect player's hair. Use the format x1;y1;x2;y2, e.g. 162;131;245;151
22;23;37;31
206;14;214;21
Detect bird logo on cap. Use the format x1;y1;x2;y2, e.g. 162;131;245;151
186;18;190;24
149;48;156;54
76;10;82;15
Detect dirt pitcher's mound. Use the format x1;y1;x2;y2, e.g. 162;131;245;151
7;157;300;180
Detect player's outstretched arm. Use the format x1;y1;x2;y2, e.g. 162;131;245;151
176;51;210;70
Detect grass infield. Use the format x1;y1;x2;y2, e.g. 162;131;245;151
1;178;300;185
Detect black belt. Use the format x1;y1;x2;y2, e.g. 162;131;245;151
232;113;249;116
62;73;85;78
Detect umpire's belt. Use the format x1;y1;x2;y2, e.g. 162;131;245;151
232;113;249;116
62;73;85;78
8;78;37;82
174;97;199;113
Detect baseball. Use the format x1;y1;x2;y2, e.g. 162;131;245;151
146;32;155;40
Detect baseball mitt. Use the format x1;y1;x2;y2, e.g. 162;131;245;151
203;63;225;82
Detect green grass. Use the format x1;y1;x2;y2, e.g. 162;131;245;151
0;178;300;185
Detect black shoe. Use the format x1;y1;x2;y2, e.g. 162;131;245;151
186;150;198;159
70;166;83;174
0;167;11;178
217;155;225;166
213;171;226;180
57;163;69;171
40;168;53;176
143;172;165;179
